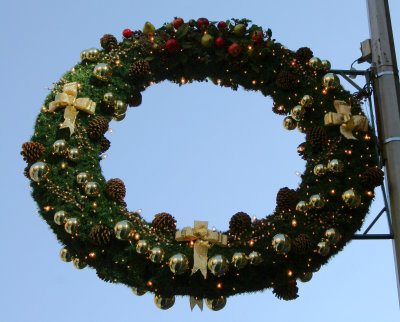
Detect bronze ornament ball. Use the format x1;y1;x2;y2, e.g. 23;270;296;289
342;189;361;208
29;162;49;182
149;247;165;263
323;73;340;88
300;94;313;108
313;164;327;176
59;248;73;262
309;194;325;209
103;92;116;105
206;297;227;311
114;100;127;115
86;48;100;61
296;201;308;212
291;105;304;121
283;116;297;130
248;251;262;265
84;181;100;196
54;210;67;225
114;220;134;240
325;228;340;244
52;139;68;154
112;113;126;122
208;255;229;276
76;172;89;184
231;252;248;269
73;258;87;269
168;253;189;275
136;240;150;254
317;241;330;256
309;57;322;69
327;159;344;172
93;63;112;81
64;218;79;235
272;233;291;254
68;147;81;161
80;50;87;61
131;286;147;296
321;60;331;71
154;295;175;310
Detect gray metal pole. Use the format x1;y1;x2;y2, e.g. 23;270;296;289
367;0;400;303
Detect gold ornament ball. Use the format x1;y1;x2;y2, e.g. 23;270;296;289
309;57;322;69
114;100;127;115
317;241;330;256
309;194;325;209
154;295;175;310
54;210;67;225
321;60;331;71
283;116;297;130
103;92;116;105
29;162;49;182
231;252;248;269
272;233;291;254
206;297;227;311
342;189;361;208
208;255;229;276
248;251;262;265
59;248;72;262
85;181;100;196
325;228;340;244
112;113;126;122
93;63;112;81
68;147;81;161
296;201;308;212
298;272;313;283
136;240;150;254
76;172;89;184
86;48;100;61
300;95;313;108
323;73;340;88
168;253;189;275
80;50;87;61
291;105;304;121
313;164;327;176
65;218;79;235
297;124;306;133
73;258;87;269
131;286;147;296
114;220;134;240
327;159;343;172
53;139;68;154
150;247;165;263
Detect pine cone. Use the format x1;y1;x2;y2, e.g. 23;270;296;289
229;212;252;235
272;104;287;115
127;91;142;107
105;178;126;202
291;234;312;255
100;136;111;153
21;142;45;164
23;164;31;178
276;71;298;91
306;126;328;149
360;168;384;189
295;47;313;64
88;116;109;140
100;34;118;51
129;59;150;78
297;142;306;160
152;212;176;233
89;224;113;246
273;280;299;301
276;188;297;213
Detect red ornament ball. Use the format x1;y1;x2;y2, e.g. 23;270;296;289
251;30;264;43
215;37;225;47
197;18;209;30
173;17;184;29
217;21;227;31
228;43;242;57
122;29;132;38
165;39;180;54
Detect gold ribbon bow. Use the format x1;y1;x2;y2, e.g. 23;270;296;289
190;296;203;311
175;221;227;279
324;100;369;140
48;82;96;135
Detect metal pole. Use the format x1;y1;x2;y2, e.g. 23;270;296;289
367;0;400;304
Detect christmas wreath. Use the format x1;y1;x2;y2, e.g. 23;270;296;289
22;18;383;311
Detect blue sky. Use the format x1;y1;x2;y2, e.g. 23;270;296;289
1;0;400;321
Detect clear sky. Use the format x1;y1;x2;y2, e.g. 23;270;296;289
1;0;400;321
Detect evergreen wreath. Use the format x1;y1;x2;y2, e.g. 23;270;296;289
23;18;382;311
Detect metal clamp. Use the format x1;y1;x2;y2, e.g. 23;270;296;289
384;137;400;144
376;70;395;78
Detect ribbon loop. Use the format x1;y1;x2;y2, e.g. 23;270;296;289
48;82;96;135
324;100;369;140
175;221;227;279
